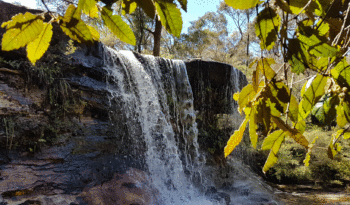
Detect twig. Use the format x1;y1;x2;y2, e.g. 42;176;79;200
285;73;294;123
41;0;52;14
0;68;23;75
292;75;316;85
296;0;313;16
332;2;350;46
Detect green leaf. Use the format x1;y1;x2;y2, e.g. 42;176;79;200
224;0;260;10
135;0;155;18
122;0;138;15
303;136;319;166
257;58;276;80
271;116;309;148
233;92;239;101
249;106;258;149
60;4;93;44
267;81;290;113
87;25;100;41
289;0;319;14
311;94;339;126
62;4;81;23
262;130;285;150
155;1;182;37
1;14;44;51
27;23;53;65
317;21;329;36
177;0;187;12
101;7;136;45
256;98;271;136
287;38;309;74
331;58;350;88
298;34;338;58
299;74;328;120
1;12;41;29
344;132;350;139
77;0;98;18
294;120;306;134
289;95;299;123
255;7;281;50
262;130;286;173
337;101;350;127
238;84;255;113
328;130;343;159
224;118;248;157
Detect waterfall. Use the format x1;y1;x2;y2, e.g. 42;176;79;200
102;48;217;204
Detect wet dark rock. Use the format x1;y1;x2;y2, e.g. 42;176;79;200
185;59;247;166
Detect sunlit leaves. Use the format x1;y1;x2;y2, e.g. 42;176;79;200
256;98;271;136
299;74;328;120
257;58;276;80
331;58;350;88
255;7;280;50
289;0;319;15
27;23;53;65
1;12;40;29
87;25;100;41
303;136;318;166
224;118;248;157
155;1;183;37
328;130;344;159
298;34;338;58
1;13;44;51
60;5;93;44
224;0;260;10
77;0;98;18
101;6;136;45
311;94;339;126
262;130;286;173
271;116;309;148
289;95;299;123
287;38;309;74
337;101;350;128
122;0;137;15
238;84;255;113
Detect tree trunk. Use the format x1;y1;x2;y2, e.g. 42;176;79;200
246;10;250;74
153;16;162;56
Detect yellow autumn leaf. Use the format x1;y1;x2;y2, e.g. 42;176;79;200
224;118;248;157
27;23;53;65
262;130;286;173
2;15;44;51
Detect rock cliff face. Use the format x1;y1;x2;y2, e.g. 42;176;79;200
0;2;279;205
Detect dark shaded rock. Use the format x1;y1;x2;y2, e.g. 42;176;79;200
185;59;247;165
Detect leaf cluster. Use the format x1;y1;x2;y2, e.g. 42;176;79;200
1;0;186;65
224;0;350;173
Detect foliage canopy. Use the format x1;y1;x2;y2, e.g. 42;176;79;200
224;0;350;173
1;0;186;64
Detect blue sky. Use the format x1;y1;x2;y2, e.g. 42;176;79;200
2;0;222;33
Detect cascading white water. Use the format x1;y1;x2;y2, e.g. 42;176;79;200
102;48;220;205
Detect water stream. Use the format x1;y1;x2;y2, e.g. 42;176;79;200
101;47;277;205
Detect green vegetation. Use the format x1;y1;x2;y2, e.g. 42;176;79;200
224;0;350;174
265;125;350;187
